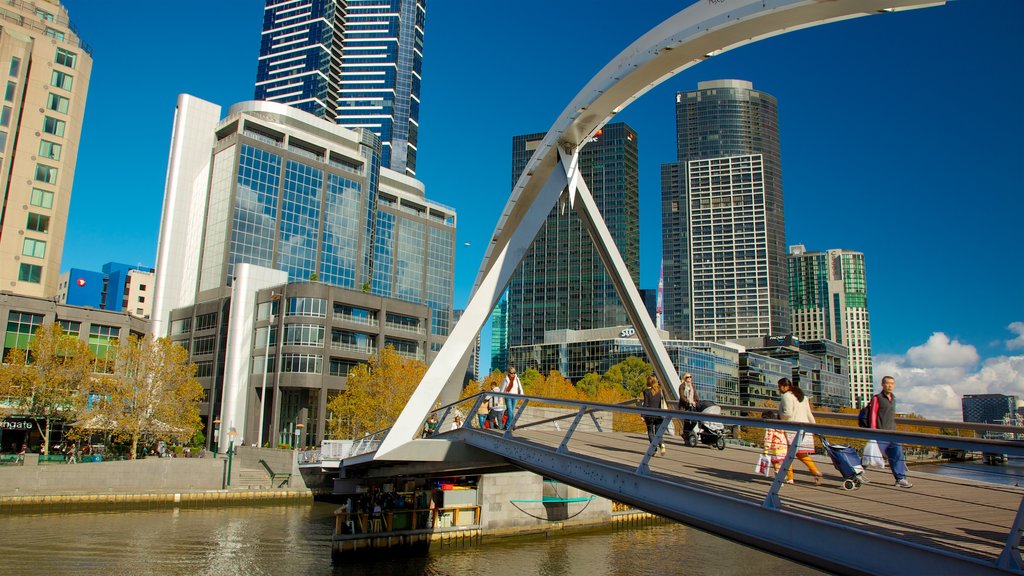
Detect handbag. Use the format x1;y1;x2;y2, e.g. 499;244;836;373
863;439;886;468
754;453;771;477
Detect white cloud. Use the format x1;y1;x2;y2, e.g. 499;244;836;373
872;332;1024;421
905;332;978;368
1007;322;1024;350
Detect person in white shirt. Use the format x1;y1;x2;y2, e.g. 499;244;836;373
500;367;524;429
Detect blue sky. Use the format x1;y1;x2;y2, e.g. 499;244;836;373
61;1;1023;418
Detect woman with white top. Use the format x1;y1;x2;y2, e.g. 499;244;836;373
777;377;823;485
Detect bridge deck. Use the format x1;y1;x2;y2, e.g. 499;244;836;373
478;426;1023;565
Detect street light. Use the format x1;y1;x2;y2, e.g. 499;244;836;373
212;418;221;458
226;427;237;487
295;422;305;450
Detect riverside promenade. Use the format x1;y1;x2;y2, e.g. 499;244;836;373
0;446;311;513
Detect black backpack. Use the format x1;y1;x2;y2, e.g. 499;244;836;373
857;397;874;428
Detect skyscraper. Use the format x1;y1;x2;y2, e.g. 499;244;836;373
661;79;788;342
506;123;640;348
788;245;874;408
0;1;91;297
152;95;454;448
255;0;425;176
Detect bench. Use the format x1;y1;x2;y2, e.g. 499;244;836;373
258;459;292;488
0;454;24;466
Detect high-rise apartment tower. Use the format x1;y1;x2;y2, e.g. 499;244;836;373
0;1;91;297
788;245;873;408
506;123;640;348
661;80;788;342
255;0;425;176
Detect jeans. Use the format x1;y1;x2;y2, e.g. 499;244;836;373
477;414;487;428
645;417;664;449
489;410;506;430
505;398;518;425
876;440;908;480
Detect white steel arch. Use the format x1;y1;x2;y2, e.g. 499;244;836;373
376;0;945;459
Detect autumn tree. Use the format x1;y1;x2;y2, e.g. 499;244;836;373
326;345;427;439
0;323;94;455
81;335;203;459
603;356;652;397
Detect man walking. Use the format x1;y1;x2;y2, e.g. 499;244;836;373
501;367;524;429
866;375;913;488
488;384;507;430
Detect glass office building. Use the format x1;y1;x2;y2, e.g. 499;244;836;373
789;245;873;408
661;80;788;341
153;97;454;449
507;123;640;349
255;0;426;176
507;326;740;405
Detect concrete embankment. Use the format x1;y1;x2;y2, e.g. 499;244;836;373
0;446;311;513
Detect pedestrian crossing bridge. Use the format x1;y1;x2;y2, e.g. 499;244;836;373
336;393;1024;576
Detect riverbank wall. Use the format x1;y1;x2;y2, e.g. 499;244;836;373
0;446;312;513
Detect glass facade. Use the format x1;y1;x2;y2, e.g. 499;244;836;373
320;173;362;288
507;123;640;348
254;0;425;176
662;80;788;340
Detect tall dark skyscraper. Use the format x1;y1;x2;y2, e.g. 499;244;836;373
255;0;425;176
661;80;789;341
506;123;640;348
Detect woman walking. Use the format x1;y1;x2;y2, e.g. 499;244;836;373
777;378;824;485
642;375;667;456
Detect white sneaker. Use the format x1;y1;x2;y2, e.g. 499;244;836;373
895;478;913;489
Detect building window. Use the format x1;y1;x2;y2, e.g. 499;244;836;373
137;296;145;303
5;311;44;354
58;319;81;337
195;361;213;378
50;70;72;91
9;57;20;77
34;164;58;184
36;9;55;22
286;297;327;318
192;335;216;356
171;318;191;335
42;116;66;137
30;188;54;209
22;238;46;259
282;324;325;347
55;48;77;69
39;140;61;160
0;131;6;150
26;213;49;233
18;263;42;283
4;81;15;101
280;353;322;374
0;106;10;128
195;312;217;331
139;284;147;291
46;93;69;114
44;28;65;42
89;324;119;372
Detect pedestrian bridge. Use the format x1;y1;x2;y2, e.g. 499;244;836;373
334;393;1024;576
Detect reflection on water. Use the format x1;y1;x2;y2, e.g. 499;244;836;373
913;458;1024;487
0;502;824;576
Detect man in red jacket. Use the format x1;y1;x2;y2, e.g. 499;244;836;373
867;375;912;488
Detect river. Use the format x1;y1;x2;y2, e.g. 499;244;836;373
0;501;824;575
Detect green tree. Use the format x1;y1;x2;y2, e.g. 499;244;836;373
603;356;652;397
0;323;94;455
519;367;542;389
575;372;606;396
326;346;427;439
80;336;203;459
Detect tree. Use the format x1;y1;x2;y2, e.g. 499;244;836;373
604;356;652;397
0;323;94;455
326;345;427;439
576;372;607;396
80;335;203;459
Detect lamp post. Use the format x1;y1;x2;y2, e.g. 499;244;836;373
295;422;304;450
257;292;278;448
226;427;237;487
212;418;221;458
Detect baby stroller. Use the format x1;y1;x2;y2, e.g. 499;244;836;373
682;400;726;451
820;436;866;490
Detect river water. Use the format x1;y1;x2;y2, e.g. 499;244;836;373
0;501;824;576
